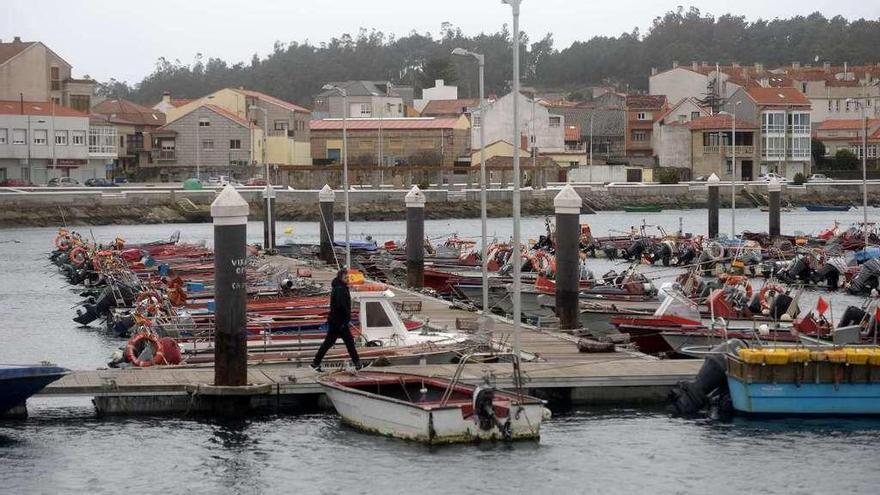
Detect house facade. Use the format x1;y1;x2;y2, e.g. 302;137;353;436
654;97;711;168
413;80;459;113
625;94;668;165
725;87;813;178
687;114;759;181
475;92;565;155
91;99;166;177
814;119;880;159
313;81;414;119
0;37;95;112
149;105;261;181
309;116;471;168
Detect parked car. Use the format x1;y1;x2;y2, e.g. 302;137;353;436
206;176;222;185
245;177;267;186
84;178;117;187
807;173;832;182
757;173;789;183
47;177;80;187
0;179;34;187
112;177;128;185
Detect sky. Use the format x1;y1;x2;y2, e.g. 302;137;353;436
3;0;878;84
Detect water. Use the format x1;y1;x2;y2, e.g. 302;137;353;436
2;209;879;494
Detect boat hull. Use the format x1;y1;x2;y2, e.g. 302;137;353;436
0;365;69;414
727;375;880;415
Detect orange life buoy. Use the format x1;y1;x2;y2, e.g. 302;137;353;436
69;246;87;266
125;332;162;367
55;235;72;251
759;284;785;310
723;275;753;299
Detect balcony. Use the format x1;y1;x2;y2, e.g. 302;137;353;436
152;150;176;161
703;145;755;155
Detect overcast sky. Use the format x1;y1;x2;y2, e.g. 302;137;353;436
3;0;878;83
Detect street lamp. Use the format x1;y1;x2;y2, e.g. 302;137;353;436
502;0;523;363
846;97;870;241
249;104;273;250
730;100;742;238
452;46;489;313
322;83;351;269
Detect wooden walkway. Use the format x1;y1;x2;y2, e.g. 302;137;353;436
40;255;702;412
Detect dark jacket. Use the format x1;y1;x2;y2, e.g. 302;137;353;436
327;277;352;326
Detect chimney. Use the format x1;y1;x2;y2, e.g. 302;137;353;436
651;67;658;76
823;62;831;73
672;61;679;69
162;91;171;105
792;61;801;70
754;62;764;72
692;61;699;70
435;79;444;88
12;36;22;44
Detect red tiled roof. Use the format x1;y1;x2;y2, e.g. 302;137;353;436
746;87;811;106
421;99;478;116
626;94;667;110
310;117;462;130
817;119;880;131
0;100;88;117
0;40;35;65
234;88;310;114
170;98;193;108
688;114;757;130
564;124;581;141
92;98;166;126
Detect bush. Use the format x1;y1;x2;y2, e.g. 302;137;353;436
833;149;858;171
655;167;680;184
792;172;806;185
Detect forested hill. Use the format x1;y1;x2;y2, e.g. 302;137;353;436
101;8;880;108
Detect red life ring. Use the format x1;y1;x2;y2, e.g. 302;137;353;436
125;332;162;367
54;235;72;251
69;246;87;266
759;284;785;310
723;275;754;299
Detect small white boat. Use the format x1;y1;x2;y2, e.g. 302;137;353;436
319;369;548;444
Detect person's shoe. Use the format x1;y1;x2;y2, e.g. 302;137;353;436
309;363;323;373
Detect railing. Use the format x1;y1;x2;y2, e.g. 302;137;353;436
703;145;755;155
154;150;176;160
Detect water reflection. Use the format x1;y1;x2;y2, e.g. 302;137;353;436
203;418;266;494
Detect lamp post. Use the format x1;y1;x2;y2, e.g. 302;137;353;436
502;0;523;362
249;105;273;250
588;112;594;183
847;97;870;241
452;46;488;313
323;84;351;269
730;101;741;238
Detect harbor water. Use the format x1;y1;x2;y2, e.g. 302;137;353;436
2;208;879;494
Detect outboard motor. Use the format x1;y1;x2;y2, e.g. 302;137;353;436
473;386;512;440
838;305;878;337
777;256;811;284
601;243;618;260
668;339;746;417
677;245;697;266
811;263;841;290
848;259;880;295
768;293;795;320
74;287;117;326
624;239;648;261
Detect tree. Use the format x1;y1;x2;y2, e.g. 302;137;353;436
833;149;858;171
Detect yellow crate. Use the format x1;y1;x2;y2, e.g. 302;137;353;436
737;348;764;364
788;348;810;363
868;349;880;366
845;348;871;365
763;348;789;365
826;349;847;363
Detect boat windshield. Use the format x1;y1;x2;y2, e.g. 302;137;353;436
654;288;700;320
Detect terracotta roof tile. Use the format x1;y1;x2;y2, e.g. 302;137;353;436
0;41;35;65
92;98;166;126
626;94;667;110
0;100;88;117
420;99;478;116
688;114;758;130
745;87;811;106
817;119;880;131
310;117;462;130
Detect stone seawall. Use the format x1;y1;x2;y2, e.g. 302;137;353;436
0;182;876;227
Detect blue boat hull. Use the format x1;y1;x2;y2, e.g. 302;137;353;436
728;375;880;415
0;365;69;414
804;205;851;212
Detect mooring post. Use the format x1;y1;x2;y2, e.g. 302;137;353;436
768;177;781;238
262;184;276;252
211;185;249;387
318;184;335;264
554;184;583;329
707;173;720;239
405;185;426;288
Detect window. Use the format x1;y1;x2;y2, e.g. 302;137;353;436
835;100;840;112
789;136;810;158
761;112;785;133
397;104;402;113
55;130;68;145
50;66;60;91
198;118;210;127
691;111;701;120
762;136;785;159
352;103;371;117
788;113;810;134
72;131;85;146
549;116;561;128
21;167;29;181
229;139;241;150
632;130;647;142
636;112;648;120
202;140;214;150
12;129;26;145
33;129;47;145
827;100;833;111
473;115;481;128
119;136;124;147
273;120;289;131
0;129;6;144
365;301;392;327
726;160;733;175
51;97;60;105
69;95;90;113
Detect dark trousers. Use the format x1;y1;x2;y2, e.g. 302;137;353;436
312;322;361;367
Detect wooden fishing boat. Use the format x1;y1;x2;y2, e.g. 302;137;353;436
319;370;547;443
805;204;851;212
0;364;69;415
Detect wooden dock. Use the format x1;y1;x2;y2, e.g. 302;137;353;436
39;256;702;415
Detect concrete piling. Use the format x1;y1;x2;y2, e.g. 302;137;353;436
768;177;781;237
318;185;335;264
554;184;583;330
405;185;426;288
211;185;250;387
707;173;720;239
262;185;276;252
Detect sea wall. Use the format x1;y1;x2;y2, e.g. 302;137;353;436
0;182;877;227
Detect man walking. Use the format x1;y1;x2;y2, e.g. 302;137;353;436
311;268;362;371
